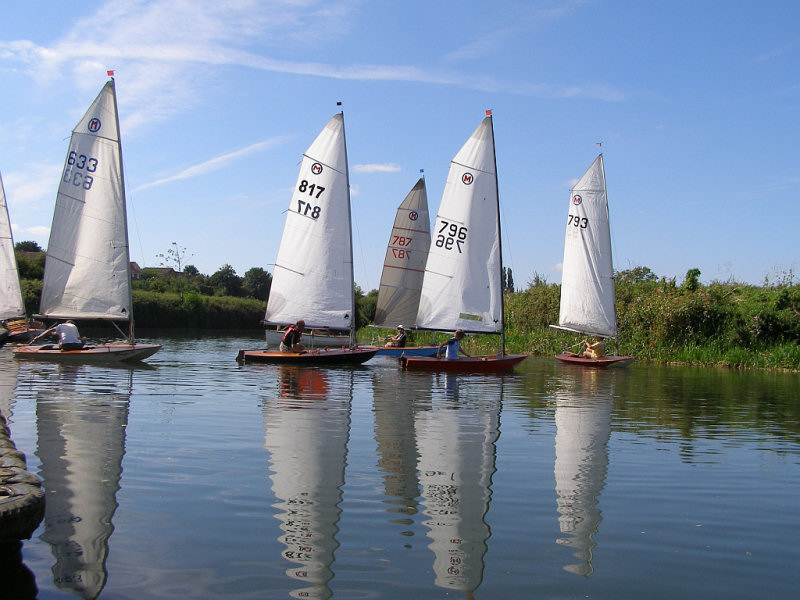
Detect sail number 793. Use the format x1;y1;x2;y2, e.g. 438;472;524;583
435;221;468;253
568;214;588;229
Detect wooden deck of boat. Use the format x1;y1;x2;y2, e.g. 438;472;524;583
555;353;635;368
401;353;527;373
236;347;378;365
13;343;162;363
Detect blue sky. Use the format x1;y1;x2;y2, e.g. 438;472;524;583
1;0;797;291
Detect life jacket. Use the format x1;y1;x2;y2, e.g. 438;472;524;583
282;325;299;344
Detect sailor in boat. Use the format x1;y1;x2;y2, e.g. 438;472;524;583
384;325;407;348
436;329;470;360
572;336;606;359
279;320;306;354
36;320;87;351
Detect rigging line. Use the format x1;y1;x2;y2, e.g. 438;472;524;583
351;196;370;291
497;192;516;288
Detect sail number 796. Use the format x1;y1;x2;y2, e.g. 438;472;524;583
435;221;468;253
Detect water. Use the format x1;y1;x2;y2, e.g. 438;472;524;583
1;334;799;599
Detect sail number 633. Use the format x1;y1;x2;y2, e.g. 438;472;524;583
568;214;588;229
62;150;98;190
435;221;468;253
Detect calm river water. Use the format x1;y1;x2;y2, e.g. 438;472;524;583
1;333;799;599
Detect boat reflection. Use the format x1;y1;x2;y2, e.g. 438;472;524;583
371;368;421;534
278;365;330;400
262;367;348;599
415;378;501;594
552;368;614;577
0;351;19;418
35;364;131;599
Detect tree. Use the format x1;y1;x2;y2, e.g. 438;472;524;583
183;264;200;276
210;264;243;297
157;242;192;300
683;268;701;292
15;240;43;252
242;267;272;301
502;267;515;293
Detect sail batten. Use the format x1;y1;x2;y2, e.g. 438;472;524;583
556;154;617;339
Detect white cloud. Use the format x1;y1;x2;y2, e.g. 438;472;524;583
133;136;293;192
352;163;401;174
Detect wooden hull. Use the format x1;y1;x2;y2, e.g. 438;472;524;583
264;327;350;349
13;343;162;363
236;347;378;365
401;353;527;373
2;319;45;343
370;345;439;357
555;353;635;368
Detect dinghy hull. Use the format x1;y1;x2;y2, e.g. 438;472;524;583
236;348;378;365
401;353;527;373
14;343;162;363
555;353;634;368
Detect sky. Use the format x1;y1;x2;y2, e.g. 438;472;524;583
1;0;798;292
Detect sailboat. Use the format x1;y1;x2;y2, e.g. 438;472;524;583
368;177;438;357
401;112;527;372
14;77;161;363
0;173;44;343
236;112;377;365
551;154;633;367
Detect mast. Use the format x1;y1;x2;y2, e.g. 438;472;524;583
487;111;506;357
109;74;135;342
340;107;356;349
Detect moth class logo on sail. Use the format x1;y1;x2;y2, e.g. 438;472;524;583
572;194;583;205
311;162;323;175
88;118;102;133
462;172;474;185
408;211;418;221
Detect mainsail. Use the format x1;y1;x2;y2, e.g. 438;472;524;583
264;113;354;334
416;116;501;333
0;173;26;320
374;177;431;327
39;80;133;322
555;154;617;338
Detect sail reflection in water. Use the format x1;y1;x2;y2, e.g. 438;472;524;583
33;364;131;599
552;369;614;577
262;366;350;600
371;369;421;531
415;376;501;594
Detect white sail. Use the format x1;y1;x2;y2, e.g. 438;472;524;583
265;113;354;332
39;80;133;321
374;177;431;327
0;173;26;320
416;116;501;333
556;154;617;338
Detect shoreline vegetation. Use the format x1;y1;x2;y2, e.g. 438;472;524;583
14;249;800;371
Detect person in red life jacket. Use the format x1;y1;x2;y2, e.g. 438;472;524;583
280;320;306;353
